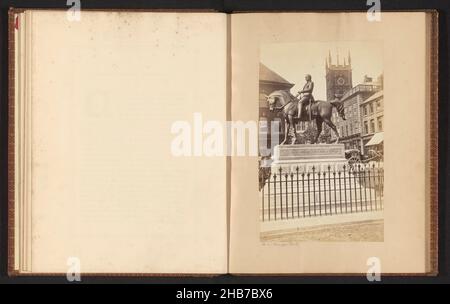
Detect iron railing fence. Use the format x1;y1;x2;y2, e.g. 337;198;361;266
260;163;384;221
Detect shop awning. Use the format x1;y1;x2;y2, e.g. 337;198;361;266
365;132;384;146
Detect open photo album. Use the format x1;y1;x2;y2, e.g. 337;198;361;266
9;9;438;275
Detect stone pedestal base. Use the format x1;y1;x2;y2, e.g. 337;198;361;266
271;144;347;173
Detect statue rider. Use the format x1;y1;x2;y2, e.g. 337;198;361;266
296;74;314;119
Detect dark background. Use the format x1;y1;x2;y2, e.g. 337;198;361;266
0;0;449;284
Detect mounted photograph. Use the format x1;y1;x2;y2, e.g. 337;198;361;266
258;42;384;243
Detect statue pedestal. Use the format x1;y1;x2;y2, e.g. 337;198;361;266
271;144;347;173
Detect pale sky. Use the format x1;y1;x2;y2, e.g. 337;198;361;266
260;41;383;100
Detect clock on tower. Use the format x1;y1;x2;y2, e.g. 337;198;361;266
325;51;353;101
336;76;345;85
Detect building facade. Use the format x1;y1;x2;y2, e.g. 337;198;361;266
330;84;381;151
360;90;384;155
326;50;383;153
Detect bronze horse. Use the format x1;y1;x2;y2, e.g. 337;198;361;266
267;90;346;145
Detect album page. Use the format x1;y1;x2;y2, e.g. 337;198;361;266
229;12;435;274
16;10;228;274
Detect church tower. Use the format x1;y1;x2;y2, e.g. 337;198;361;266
326;50;353;100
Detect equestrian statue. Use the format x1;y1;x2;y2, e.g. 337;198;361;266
266;74;346;145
